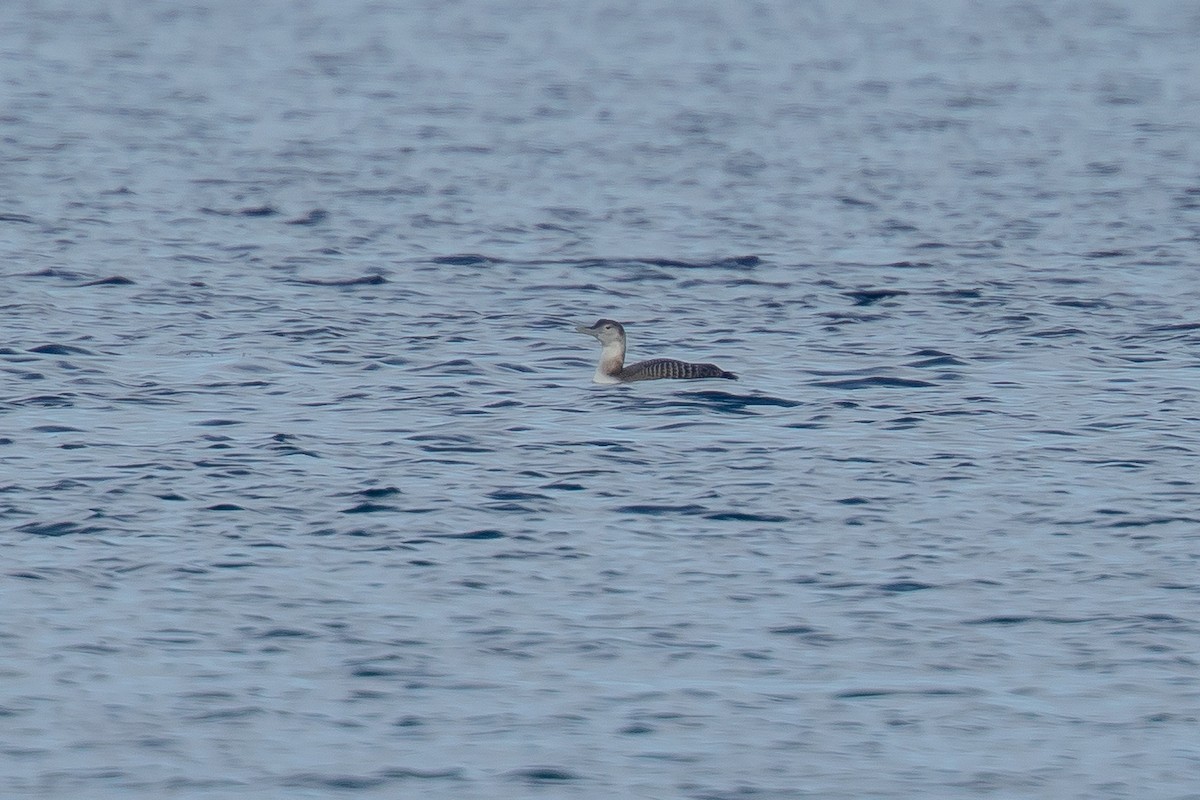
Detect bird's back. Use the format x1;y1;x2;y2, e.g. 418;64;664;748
618;358;737;382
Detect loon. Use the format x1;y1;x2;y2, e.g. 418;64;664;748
575;318;738;384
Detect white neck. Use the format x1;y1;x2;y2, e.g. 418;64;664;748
592;339;625;384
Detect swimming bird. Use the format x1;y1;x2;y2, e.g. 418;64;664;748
575;318;737;384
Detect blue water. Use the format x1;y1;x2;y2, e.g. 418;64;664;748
3;1;1200;798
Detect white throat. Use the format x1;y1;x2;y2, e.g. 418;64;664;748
593;339;625;384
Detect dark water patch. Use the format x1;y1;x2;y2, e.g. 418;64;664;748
285;208;329;225
880;218;918;232
201;205;280;217
0;212;36;223
257;628;318;639
431;253;496;266
1052;297;1110;309
835;687;979;699
1107;516;1200;528
485;501;536;512
64;642;121;654
1138;322;1200;336
32;424;83;433
268;325;352;342
342;501;399;513
1088;459;1152;469
196;418;243;427
643;255;761;270
114;389;185;406
412;358;478;374
263;435;321;457
41;478;87;491
434;529;506;540
768;624;833;643
1176;188;1200;209
572;440;636;452
489;489;550;501
1030;327;1088;338
669;390;801;413
652;420;711;431
341;486;403;499
16;267;87;280
497;361;536;373
813;377;936;390
17;520;106;536
819;311;884;325
617;504;708;516
704;511;789;522
417;442;492;454
506;766;582;783
12;394;75;407
293;274;386;286
1084;249;1133;259
79;275;134;286
879;581;933;593
28;344;95;356
1134;613;1191;627
378;767;465;780
560;255;761;271
9;571;48;579
905;350;966;367
964;616;1098;626
281;772;388;790
845;288;907;306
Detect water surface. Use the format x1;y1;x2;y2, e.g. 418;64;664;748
3;1;1199;798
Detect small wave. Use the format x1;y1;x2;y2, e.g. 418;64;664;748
704;511;788;522
433;529;505;539
200;205;279;217
284;209;329;225
432;253;496;266
813;377;936;389
665;390;801;414
293;274;386;286
878;581;933;593
17;520;105;536
834;686;980;699
616;504;707;516
506;766;583;783
341;502;400;514
29;344;95;356
11;394;75;407
844;288;908;306
79;275;134;286
963;615;1097;626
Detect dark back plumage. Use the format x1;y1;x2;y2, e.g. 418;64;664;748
619;358;737;382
